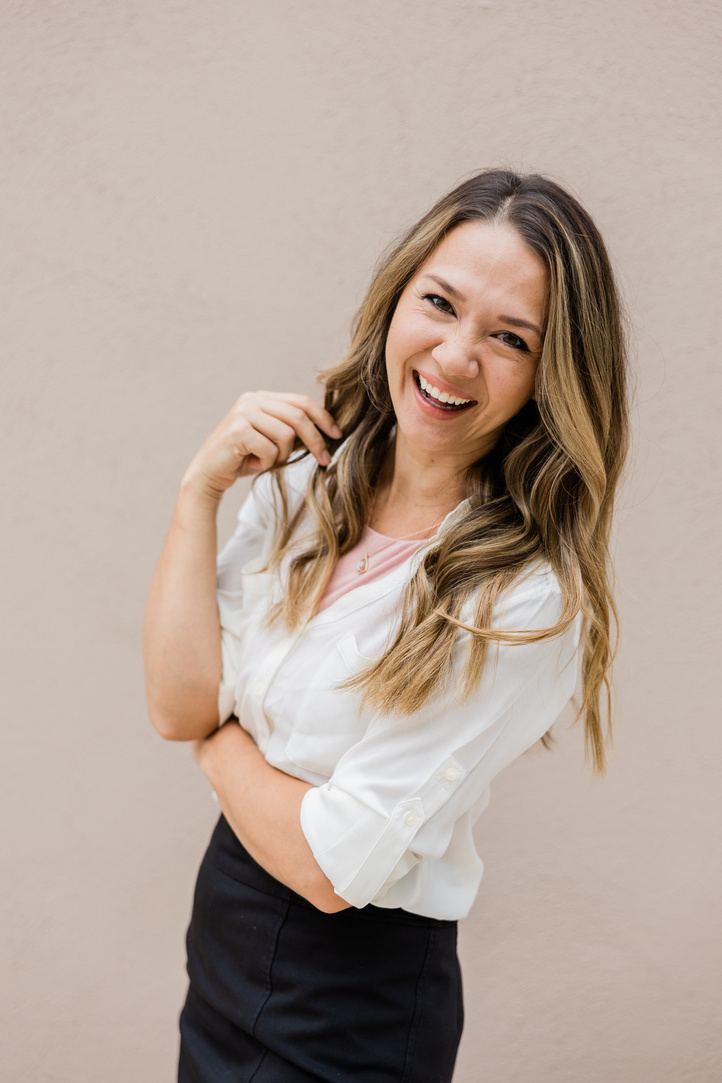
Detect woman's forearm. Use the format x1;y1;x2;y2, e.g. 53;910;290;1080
197;722;351;913
142;476;224;741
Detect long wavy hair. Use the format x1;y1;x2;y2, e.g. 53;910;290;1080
262;169;629;773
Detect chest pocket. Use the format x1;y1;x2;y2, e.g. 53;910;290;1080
229;571;280;647
280;631;373;778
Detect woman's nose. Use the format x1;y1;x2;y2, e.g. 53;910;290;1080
431;332;480;379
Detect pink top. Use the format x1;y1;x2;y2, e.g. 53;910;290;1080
316;526;425;613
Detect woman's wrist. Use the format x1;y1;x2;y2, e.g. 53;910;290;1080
195;721;259;790
179;464;226;509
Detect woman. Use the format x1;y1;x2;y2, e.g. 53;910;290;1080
143;169;628;1082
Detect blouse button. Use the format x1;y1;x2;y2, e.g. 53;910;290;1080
403;812;418;827
444;767;459;782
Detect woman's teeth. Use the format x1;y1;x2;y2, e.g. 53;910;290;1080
416;373;472;409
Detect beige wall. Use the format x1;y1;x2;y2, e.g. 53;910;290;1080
2;2;720;1080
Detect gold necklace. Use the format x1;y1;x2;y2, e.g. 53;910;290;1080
356;495;445;575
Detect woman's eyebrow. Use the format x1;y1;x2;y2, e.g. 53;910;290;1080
424;274;542;337
499;315;542;337
424;273;464;301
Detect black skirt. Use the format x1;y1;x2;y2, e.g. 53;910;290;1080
178;814;464;1082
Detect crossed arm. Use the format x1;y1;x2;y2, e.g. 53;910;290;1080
192;720;350;913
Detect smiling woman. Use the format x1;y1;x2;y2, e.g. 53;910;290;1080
143;168;629;1082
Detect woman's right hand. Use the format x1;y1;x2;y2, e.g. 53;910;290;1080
182;390;343;499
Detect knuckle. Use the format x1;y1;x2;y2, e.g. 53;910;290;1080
231;414;252;435
229;426;252;450
232;398;254;420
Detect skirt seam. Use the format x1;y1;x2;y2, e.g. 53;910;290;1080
400;926;436;1083
246;1047;269;1083
251;894;293;1038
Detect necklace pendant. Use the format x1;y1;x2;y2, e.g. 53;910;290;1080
356;556;369;574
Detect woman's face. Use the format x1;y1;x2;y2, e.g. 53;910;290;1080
384;220;548;470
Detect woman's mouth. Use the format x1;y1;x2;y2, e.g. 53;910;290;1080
413;371;475;413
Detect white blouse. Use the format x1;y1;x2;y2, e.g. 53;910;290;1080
217;447;582;921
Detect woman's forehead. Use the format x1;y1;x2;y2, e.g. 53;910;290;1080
417;221;548;319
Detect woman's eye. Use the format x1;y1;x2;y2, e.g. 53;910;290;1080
423;293;455;315
497;331;529;352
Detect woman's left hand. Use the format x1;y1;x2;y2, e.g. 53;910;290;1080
192;719;255;781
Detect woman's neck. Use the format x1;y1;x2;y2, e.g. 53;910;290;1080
369;437;470;538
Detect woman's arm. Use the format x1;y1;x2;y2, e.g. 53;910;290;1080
195;721;352;913
142;477;224;741
142;391;342;741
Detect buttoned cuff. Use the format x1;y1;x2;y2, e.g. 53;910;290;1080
299;755;467;909
300;787;424;908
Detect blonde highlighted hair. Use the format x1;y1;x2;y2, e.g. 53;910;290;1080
263;169;629;773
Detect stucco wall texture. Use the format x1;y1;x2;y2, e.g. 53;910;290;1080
2;2;720;1081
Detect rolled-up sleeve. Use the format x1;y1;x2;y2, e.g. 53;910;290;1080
300;575;582;910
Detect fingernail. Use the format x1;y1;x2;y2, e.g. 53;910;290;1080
331;424;343;439
320;450;332;466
